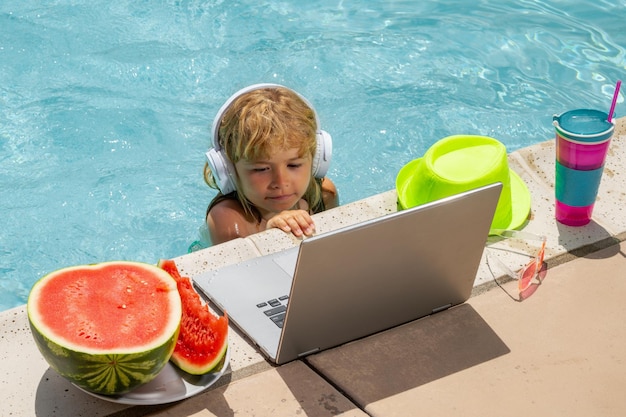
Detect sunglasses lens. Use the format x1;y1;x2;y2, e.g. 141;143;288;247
518;261;538;292
487;231;547;295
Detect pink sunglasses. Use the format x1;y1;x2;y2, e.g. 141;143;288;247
486;229;547;293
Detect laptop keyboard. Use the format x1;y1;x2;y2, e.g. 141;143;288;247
257;295;289;328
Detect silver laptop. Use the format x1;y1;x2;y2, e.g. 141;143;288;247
193;183;502;364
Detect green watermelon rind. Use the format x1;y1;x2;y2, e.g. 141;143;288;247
171;334;229;375
29;320;179;395
27;261;182;396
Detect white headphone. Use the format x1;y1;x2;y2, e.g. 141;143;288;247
205;83;333;195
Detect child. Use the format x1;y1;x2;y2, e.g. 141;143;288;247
203;84;339;245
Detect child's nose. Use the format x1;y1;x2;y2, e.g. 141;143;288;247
271;167;288;187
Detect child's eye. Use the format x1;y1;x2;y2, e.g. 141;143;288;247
288;163;304;169
246;164;268;172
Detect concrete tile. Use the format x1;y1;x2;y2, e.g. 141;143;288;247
247;190;398;256
309;241;626;417
172;238;260;279
311;190;397;236
305;303;511;407
145;361;367;417
247;227;302;255
215;328;269;376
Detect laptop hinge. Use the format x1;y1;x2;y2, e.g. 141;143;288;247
432;303;452;314
297;347;320;357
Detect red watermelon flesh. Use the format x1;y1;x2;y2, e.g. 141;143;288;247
34;264;176;350
158;259;229;375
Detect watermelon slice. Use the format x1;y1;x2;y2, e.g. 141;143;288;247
27;261;182;395
158;259;228;375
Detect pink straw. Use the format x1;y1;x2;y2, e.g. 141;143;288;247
608;79;622;122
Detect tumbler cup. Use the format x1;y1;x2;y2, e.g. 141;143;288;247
553;109;614;226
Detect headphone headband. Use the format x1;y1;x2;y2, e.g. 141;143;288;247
211;83;322;151
206;84;332;195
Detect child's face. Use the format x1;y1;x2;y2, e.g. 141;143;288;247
235;147;313;218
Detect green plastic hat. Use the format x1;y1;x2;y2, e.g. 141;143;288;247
396;135;531;230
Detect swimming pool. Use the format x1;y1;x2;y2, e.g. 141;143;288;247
1;0;624;311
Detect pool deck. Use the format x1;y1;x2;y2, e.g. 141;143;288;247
3;116;626;416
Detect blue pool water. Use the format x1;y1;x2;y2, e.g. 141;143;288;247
1;0;624;311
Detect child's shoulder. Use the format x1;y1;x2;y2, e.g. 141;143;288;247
207;194;245;218
321;177;339;209
206;195;258;244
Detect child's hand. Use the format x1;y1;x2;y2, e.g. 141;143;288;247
266;210;315;238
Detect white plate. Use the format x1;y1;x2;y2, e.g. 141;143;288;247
74;349;230;405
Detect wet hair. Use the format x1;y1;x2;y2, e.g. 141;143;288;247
204;86;324;221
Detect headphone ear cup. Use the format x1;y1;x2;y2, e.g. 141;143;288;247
312;130;333;178
206;148;237;195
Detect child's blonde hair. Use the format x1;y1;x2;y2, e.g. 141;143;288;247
204;86;324;221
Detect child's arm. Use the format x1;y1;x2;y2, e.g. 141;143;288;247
321;177;339;209
206;199;259;245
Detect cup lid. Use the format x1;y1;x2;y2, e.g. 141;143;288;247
553;109;614;141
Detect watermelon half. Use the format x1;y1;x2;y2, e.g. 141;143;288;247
27;261;182;395
158;259;229;375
